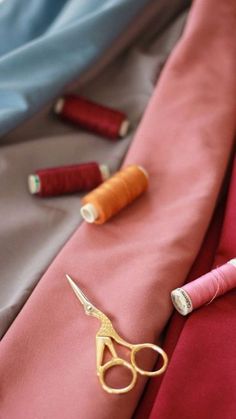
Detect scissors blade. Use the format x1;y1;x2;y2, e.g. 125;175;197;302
66;274;93;310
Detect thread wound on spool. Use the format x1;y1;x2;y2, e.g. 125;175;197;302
80;165;149;224
171;260;236;315
28;162;108;197
54;94;129;139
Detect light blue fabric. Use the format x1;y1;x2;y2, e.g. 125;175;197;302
0;0;150;137
0;0;66;55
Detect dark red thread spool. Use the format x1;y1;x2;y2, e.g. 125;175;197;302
54;94;129;139
28;162;109;197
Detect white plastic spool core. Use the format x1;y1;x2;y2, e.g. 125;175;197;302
80;203;99;223
54;98;65;114
119;119;130;137
137;165;149;180
28;175;41;194
99;165;110;181
229;258;236;267
171;288;193;316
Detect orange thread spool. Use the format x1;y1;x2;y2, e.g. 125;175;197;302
80;165;149;224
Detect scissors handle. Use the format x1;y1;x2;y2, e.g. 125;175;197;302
98;357;137;395
130;342;168;376
97;341;168;394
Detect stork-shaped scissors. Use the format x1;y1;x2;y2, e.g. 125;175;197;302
66;275;168;394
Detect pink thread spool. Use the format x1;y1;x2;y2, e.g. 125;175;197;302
171;259;236;315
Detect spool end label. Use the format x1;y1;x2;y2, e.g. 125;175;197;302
171;288;193;316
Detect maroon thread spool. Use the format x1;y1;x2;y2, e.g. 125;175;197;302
28;162;109;197
54;94;130;139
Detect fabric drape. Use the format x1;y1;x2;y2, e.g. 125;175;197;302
1;1;236;418
0;0;153;136
0;5;187;338
135;187;227;418
145;157;236;419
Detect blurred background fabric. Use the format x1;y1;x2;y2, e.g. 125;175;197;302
0;0;187;137
0;0;188;337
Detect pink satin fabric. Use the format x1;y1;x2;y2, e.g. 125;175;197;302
1;0;236;418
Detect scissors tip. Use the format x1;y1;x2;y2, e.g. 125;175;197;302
65;273;94;312
65;274;85;302
65;274;77;289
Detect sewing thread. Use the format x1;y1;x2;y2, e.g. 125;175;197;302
54;95;130;139
171;259;236;315
80;165;149;224
28;162;109;197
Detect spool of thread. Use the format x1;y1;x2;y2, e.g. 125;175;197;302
80;165;149;224
54;94;130;139
28;162;109;197
171;259;236;315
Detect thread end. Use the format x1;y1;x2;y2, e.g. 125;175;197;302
28;175;40;194
171;288;193;316
119;119;130;137
80;203;99;223
54;98;65;114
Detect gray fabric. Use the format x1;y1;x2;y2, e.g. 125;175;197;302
0;7;188;337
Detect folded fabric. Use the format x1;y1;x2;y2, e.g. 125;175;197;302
0;0;65;55
0;6;187;338
1;0;236;419
147;157;236;419
135;193;226;418
0;0;153;137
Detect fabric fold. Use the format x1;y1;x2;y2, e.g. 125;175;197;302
147;157;236;419
0;0;167;137
1;0;236;418
0;5;187;338
135;193;227;418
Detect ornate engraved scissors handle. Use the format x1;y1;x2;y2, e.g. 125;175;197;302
66;275;168;395
95;311;137;394
96;311;168;394
96;335;138;394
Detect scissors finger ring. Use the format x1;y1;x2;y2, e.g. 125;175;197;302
98;357;137;395
131;343;168;376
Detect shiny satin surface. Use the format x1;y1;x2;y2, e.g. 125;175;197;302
1;0;236;417
0;1;187;338
0;0;151;136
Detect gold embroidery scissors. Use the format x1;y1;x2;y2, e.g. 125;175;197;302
66;274;168;394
